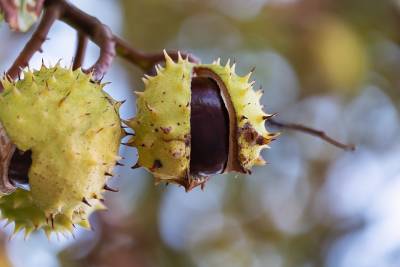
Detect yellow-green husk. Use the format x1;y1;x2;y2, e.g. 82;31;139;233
0;65;122;236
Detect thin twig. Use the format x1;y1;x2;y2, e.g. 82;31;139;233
5;0;116;82
58;0;115;80
114;36;200;71
4;0;200;81
72;32;88;70
267;118;356;151
5;2;60;81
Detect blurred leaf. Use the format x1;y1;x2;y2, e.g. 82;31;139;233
0;0;44;32
311;17;369;92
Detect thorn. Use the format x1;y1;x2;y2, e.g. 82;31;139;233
256;136;270;145
123;131;135;136
163;49;174;65
250;66;256;73
262;112;277;120
225;59;231;68
82;197;92;207
116;161;124;166
145;102;156;112
231;63;236;73
134;91;144;97
155;64;162;74
104;172;113;177
58;91;72;107
131;162;141;169
104;184;119;192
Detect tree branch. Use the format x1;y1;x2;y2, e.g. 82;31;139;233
114;36;200;71
72;33;88;70
5;2;60;81
4;0;201;83
267;118;355;151
57;0;115;80
5;0;117;82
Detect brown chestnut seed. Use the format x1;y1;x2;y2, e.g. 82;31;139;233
8;149;32;185
194;67;245;175
190;77;229;177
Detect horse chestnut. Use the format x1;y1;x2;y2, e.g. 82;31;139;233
0;65;122;236
128;51;278;191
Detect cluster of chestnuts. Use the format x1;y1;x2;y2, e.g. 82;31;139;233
0;51;275;237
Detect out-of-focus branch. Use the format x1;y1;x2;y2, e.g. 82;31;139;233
57;0;115;80
267;118;356;151
5;2;60;82
4;0;201;82
114;36;200;71
5;0;117;82
72;33;88;70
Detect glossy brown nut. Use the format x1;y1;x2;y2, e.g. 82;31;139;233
190;77;229;177
8;149;31;185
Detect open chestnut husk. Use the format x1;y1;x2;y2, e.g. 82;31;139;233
0;65;123;235
128;51;278;191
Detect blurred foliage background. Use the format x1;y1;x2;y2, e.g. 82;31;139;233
1;0;400;266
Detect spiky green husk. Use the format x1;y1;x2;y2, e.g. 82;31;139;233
203;60;278;171
128;53;192;183
0;189;99;238
129;51;276;186
0;65;122;235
